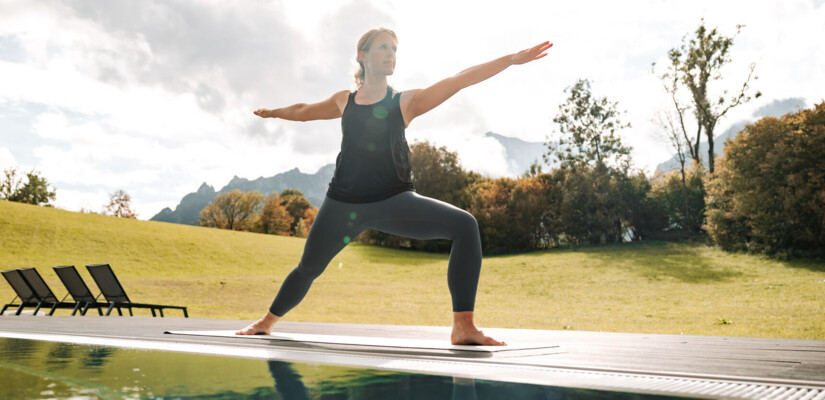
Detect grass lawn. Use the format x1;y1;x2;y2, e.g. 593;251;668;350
1;200;823;339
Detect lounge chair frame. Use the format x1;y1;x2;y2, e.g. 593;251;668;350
1;269;41;316
17;267;81;316
53;266;108;316
86;264;188;318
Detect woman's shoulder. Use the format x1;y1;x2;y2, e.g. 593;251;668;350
398;89;420;108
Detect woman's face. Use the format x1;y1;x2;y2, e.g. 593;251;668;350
361;32;397;77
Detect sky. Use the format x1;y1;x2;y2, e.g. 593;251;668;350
1;0;823;219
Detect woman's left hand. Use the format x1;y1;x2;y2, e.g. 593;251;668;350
512;41;553;65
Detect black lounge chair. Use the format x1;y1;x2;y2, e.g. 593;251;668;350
53;266;108;316
1;269;41;315
17;267;80;316
86;264;188;318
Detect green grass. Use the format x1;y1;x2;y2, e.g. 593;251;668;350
1;200;823;339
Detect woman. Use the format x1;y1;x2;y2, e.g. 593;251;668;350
238;28;552;345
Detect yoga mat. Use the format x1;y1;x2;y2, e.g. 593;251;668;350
164;330;556;353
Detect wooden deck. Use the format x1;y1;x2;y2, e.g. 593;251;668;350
1;315;824;399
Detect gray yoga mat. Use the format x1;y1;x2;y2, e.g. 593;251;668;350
164;330;556;353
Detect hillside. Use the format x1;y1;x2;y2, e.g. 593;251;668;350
2;200;824;339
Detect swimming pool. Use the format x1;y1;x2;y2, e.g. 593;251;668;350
0;338;690;399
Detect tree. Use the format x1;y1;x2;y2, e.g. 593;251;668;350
648;164;705;236
199;190;264;231
507;176;555;250
257;193;292;235
653;109;691;185
657;19;760;174
544;79;632;173
302;207;317;233
1;168;56;206
279;189;314;235
0;168;24;200
706;103;825;257
103;190;138;219
410;140;474;209
294;218;308;238
467;177;518;254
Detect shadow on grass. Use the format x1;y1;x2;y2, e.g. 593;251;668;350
519;241;747;284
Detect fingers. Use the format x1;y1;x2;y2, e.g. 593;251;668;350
535;42;553;53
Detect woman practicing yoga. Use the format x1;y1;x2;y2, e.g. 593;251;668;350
238;28;552;345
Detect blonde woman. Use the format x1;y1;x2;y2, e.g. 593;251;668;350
240;28;552;345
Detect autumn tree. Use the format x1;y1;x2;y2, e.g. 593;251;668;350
257;193;292;235
1;168;56;206
706;103;825;257
279;189;314;235
656;19;760;173
103;189;138;219
467;177;519;253
507;175;559;250
199;190;263;231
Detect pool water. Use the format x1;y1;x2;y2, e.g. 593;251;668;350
0;338;690;399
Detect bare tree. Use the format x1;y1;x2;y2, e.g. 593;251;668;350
655;19;760;173
653;109;690;185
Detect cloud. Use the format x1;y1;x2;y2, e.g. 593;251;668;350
1;0;823;219
0;146;17;170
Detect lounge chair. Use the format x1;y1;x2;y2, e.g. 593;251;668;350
1;269;41;315
17;267;81;316
86;264;188;318
53;266;108;316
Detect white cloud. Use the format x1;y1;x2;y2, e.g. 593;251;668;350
0;147;17;171
1;0;823;219
51;187;110;215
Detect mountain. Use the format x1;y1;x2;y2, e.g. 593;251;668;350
151;164;335;225
656;98;807;173
151;182;216;224
484;132;549;176
151;132;549;226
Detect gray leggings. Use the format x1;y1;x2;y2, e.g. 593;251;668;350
269;191;482;316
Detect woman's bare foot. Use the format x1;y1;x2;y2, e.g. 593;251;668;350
451;311;506;346
236;311;280;335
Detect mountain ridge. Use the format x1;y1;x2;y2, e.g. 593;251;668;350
150;132;547;225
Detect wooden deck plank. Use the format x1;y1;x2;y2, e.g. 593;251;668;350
1;315;823;387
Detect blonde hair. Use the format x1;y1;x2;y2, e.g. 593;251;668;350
354;28;397;88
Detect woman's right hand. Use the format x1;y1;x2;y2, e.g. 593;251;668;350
253;108;273;118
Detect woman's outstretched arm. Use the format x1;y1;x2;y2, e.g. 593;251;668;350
401;41;552;127
254;90;349;122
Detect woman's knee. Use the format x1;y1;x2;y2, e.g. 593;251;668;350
452;209;480;237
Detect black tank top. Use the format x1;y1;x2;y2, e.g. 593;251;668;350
326;86;416;203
